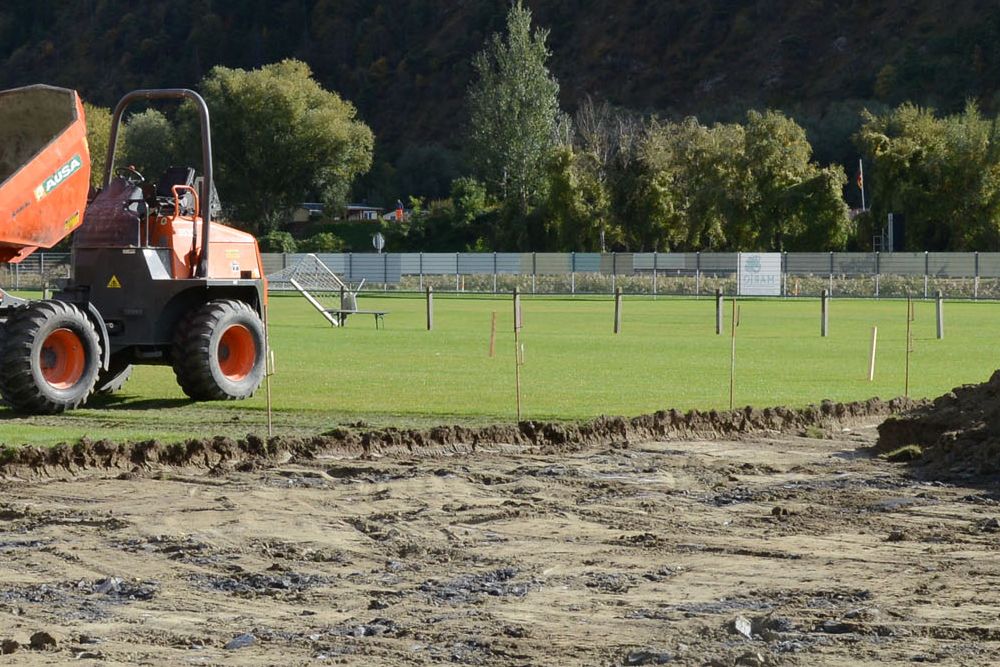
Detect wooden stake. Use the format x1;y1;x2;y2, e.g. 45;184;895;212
514;288;522;421
489;311;497;358
905;297;914;396
263;303;274;439
868;325;878;382
729;299;738;410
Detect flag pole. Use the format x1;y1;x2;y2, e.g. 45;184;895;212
858;158;866;211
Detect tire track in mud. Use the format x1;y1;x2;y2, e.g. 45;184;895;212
0;397;921;478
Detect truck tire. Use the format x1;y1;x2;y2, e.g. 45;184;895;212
0;300;101;414
171;299;265;401
95;357;133;395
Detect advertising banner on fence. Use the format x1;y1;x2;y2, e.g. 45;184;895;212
738;252;782;296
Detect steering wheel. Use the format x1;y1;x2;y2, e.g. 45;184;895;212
115;165;145;186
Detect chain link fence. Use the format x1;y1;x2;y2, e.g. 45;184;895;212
263;251;1000;299
3;252;997;299
0;253;71;291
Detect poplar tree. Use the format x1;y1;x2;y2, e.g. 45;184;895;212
467;1;561;215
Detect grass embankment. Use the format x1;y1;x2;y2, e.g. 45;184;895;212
0;293;996;446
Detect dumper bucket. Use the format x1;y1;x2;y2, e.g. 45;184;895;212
0;85;90;264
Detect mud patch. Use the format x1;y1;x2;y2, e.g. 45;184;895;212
196;569;330;599
419;567;533;604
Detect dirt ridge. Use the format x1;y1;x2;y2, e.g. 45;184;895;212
1;397;921;478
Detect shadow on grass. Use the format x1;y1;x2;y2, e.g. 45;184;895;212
84;396;195;411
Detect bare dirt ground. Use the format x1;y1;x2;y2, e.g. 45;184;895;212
1;403;999;666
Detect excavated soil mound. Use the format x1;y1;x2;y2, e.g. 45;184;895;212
0;397;918;478
878;370;1000;481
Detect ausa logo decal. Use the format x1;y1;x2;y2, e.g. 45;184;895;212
34;154;84;201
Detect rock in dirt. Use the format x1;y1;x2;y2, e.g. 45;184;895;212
224;633;256;650
1;639;19;654
735;651;769;667
28;631;58;650
818;619;853;634
732;615;753;639
624;648;672;665
977;517;1000;533
93;577;122;595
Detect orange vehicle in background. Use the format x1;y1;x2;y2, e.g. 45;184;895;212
0;85;268;414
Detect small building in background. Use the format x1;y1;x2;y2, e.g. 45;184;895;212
345;203;384;221
291;202;325;223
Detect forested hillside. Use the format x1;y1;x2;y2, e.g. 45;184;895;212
3;0;999;161
5;1;1000;252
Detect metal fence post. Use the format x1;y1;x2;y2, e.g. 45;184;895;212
653;251;658;297
696;252;701;296
924;251;929;298
611;252;617;294
493;251;498;294
875;252;880;299
426;286;433;330
829;251;834;297
821;289;829;337
456;252;460;292
780;252;788;296
419;252;424;291
571;251;576;295
974;251;980;300
716;288;723;335
532;252;537;294
613;287;623;334
936;290;944;339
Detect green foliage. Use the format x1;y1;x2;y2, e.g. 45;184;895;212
856;102;1000;250
541;146;610;251
121;109;176;180
554;111;852;253
742;110;852;251
467;1;561;214
193;59;374;233
450;177;489;225
259;230;298;253
299;231;346;253
388;178;495;251
82;101;117;188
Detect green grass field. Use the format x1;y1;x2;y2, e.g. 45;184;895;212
1;292;997;446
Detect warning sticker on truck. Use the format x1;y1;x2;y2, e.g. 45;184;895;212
34;154;84;201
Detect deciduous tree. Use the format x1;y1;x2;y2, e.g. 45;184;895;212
193;59;374;233
467;1;560;215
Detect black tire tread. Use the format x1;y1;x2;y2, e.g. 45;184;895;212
95;358;133;395
171;299;264;401
0;300;101;414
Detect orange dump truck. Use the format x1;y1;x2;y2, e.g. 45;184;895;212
0;85;90;263
0;85;268;414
